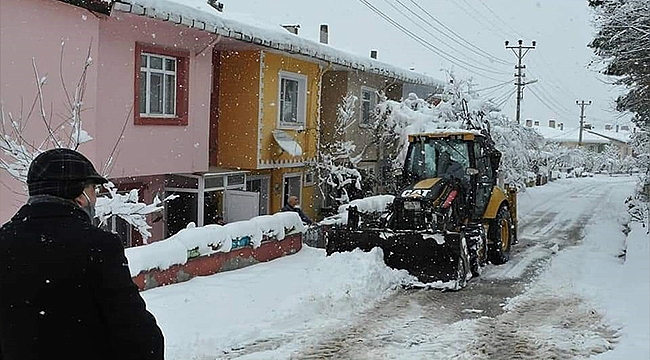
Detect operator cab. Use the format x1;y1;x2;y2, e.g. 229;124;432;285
403;137;471;183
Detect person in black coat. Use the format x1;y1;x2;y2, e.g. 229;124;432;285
281;195;313;225
0;149;164;360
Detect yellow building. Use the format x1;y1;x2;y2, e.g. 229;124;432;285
216;50;320;219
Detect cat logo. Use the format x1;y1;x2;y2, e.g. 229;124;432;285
401;189;431;198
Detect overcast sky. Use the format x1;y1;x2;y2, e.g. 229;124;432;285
225;0;630;130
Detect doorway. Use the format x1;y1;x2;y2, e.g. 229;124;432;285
282;172;302;207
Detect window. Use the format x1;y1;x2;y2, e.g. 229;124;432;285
135;43;189;126
360;87;378;126
303;171;315;186
278;71;307;128
246;176;270;215
104;216;133;248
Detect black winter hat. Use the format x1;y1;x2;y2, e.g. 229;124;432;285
27;148;109;199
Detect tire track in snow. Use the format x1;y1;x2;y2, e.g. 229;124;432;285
289;180;618;359
225;178;627;359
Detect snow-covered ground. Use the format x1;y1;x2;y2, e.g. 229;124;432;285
141;175;649;359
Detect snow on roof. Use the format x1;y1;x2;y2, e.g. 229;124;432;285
112;0;445;87
409;129;484;137
532;126;610;144
587;129;633;144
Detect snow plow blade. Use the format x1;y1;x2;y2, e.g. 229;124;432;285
326;229;465;284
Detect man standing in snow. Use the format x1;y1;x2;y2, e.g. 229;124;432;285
282;195;313;225
0;148;164;360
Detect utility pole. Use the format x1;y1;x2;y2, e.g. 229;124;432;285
505;39;536;124
576;100;592;146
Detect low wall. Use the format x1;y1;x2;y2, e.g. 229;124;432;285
132;233;302;291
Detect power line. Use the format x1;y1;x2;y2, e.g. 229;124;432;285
381;0;511;74
495;88;518;109
405;0;511;66
357;0;511;81
527;87;576;120
454;0;512;39
476;0;526;39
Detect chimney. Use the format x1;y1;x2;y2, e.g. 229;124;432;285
370;50;378;59
549;119;556;128
281;24;300;35
207;0;224;12
615;124;620;132
319;24;329;44
525;119;533;127
534;120;540;127
559;122;564;131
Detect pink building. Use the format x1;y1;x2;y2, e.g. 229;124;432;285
1;0;221;244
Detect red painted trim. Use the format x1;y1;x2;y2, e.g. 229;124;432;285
134;42;190;126
131;234;303;291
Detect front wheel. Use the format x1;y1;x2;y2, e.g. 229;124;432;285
488;205;513;265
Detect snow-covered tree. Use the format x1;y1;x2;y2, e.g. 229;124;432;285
0;42;172;242
316;94;363;206
374;72;544;189
589;0;650;186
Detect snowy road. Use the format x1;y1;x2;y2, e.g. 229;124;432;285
144;175;648;360
286;177;625;360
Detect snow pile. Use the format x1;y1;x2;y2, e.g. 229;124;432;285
142;246;414;359
125;211;306;276
338;194;395;214
320;194;394;225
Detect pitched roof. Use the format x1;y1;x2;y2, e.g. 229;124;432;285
111;0;445;88
587;129;632;144
532;126;610;144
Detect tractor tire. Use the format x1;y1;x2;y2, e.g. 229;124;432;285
488;205;513;265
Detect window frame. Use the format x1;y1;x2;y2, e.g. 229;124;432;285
134;43;190;126
360;86;378;128
277;70;308;130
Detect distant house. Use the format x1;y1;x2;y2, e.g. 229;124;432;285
527;120;609;153
586;129;633;159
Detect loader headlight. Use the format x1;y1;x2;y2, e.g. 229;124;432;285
404;201;421;210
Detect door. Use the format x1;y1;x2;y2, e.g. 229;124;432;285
282;173;302;207
246;176;270;215
473;141;494;218
224;190;260;223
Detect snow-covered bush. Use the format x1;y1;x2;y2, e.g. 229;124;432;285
316;94;364;206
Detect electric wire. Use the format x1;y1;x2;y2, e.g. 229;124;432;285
495;88;518;109
476;0;527;39
475;79;514;93
381;0;511;75
404;0;512;66
357;0;511;81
